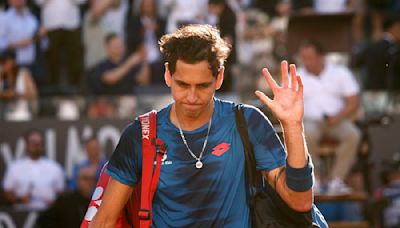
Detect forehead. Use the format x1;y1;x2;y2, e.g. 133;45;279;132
28;132;42;141
173;60;215;82
300;46;321;58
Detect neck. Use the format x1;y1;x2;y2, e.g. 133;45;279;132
29;155;40;161
89;157;100;165
14;7;25;14
110;55;123;64
172;101;214;131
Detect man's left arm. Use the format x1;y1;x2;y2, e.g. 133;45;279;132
261;124;313;212
327;95;359;126
256;61;313;212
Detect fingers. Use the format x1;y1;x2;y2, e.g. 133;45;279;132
255;90;274;109
297;74;304;94
281;61;289;88
289;64;297;91
262;68;278;91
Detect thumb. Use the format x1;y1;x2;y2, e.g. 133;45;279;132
255;90;274;110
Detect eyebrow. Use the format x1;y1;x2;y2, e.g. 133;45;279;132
174;79;213;87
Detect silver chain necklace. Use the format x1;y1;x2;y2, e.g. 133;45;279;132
175;107;212;169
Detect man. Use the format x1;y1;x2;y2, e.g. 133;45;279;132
298;40;361;193
2;129;65;211
90;24;313;227
35;0;86;90
69;137;106;190
354;14;400;112
88;33;149;95
37;166;96;228
0;0;42;70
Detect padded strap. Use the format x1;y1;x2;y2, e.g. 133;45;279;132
139;111;158;228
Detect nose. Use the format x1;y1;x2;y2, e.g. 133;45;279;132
186;88;199;104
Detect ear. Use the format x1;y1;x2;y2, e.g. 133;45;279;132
164;62;171;87
215;66;224;90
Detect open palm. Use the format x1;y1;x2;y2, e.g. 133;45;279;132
255;61;304;126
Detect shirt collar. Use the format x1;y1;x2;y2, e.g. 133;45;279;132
8;7;29;17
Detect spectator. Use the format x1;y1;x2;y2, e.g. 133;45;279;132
69;137;106;191
354;14;400;112
125;0;166;84
252;0;314;18
367;0;400;41
0;49;38;121
2;129;65;211
88;33;148;95
83;0;128;69
161;0;208;33
88;97;115;119
35;0;86;92
372;157;400;228
313;0;352;14
0;0;43;72
36;166;96;228
297;40;361;194
208;0;237;92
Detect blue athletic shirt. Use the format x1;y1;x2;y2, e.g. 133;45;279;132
106;98;287;227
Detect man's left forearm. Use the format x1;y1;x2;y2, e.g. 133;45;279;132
281;122;308;168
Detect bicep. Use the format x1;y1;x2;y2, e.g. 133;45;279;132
91;177;134;226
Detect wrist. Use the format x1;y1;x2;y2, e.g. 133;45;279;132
285;156;314;192
280;121;303;132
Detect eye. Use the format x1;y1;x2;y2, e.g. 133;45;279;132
176;81;189;88
198;83;211;89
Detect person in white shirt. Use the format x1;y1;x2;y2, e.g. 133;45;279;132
0;0;41;69
2;129;65;211
297;40;361;194
161;0;208;33
35;0;86;91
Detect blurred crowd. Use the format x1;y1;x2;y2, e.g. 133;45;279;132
0;0;399;120
1;0;400;227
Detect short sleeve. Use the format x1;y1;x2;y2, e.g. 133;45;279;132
242;106;287;171
2;163;16;191
106;121;141;186
339;67;360;97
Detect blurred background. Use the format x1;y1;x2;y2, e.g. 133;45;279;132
0;0;400;227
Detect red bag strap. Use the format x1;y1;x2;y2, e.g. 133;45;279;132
138;111;167;228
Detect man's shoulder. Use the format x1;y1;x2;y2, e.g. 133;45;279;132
325;63;352;77
214;98;263;119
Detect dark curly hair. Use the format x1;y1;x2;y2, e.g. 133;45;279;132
159;24;231;77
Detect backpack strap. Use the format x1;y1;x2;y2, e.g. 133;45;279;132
138;110;167;228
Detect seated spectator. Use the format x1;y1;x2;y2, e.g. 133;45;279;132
88;97;115;119
88;33;149;95
297;40;361;194
36;166;97;228
372;157;400;227
69;137;106;191
0;49;38;121
125;0;166;84
2;129;65;211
